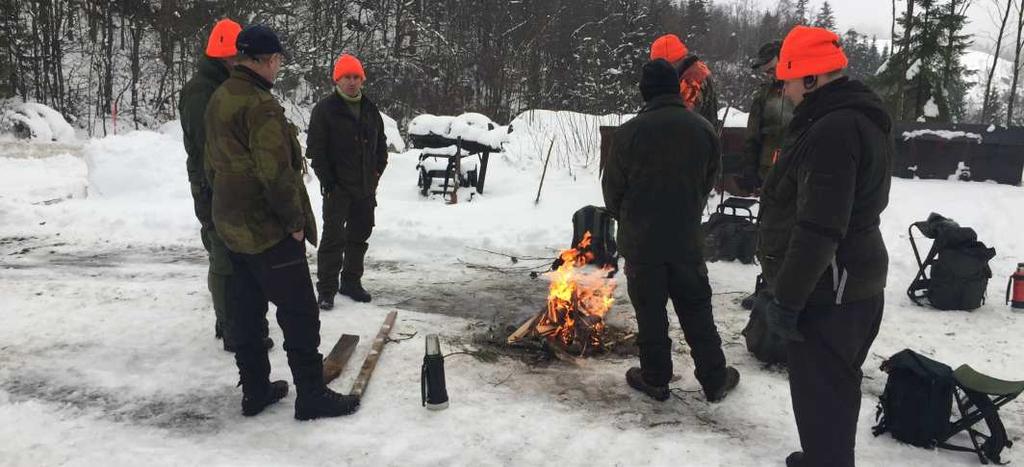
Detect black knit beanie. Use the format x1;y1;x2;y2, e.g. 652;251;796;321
640;59;680;102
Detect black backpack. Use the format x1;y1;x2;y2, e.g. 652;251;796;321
551;206;619;275
873;349;954;448
741;277;788;365
908;213;996;311
702;213;757;264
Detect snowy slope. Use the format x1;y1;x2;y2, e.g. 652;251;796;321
0;116;1022;466
961;50;1016;115
875;41;1017;118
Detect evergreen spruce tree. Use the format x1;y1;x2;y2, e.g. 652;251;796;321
935;0;972;121
872;0;952;121
813;1;836;30
794;0;810;25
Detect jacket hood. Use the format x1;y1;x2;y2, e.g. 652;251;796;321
198;56;230;83
790;77;892;134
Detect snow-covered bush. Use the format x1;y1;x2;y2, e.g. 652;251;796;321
0;101;76;143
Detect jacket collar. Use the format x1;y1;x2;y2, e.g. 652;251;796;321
789;77;892;134
198;56;230;83
233;65;274;91
641;94;686;113
330;91;373;120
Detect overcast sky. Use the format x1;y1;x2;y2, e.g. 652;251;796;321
748;0;1008;54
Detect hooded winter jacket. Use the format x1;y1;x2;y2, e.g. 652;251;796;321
758;77;893;310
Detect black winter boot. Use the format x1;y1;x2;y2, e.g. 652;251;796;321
704;366;740;402
242;380;289;416
339;280;371;303
740;293;757;310
295;386;361;420
626;367;670;401
318;294;335;311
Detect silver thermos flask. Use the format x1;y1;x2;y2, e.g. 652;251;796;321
421;334;449;410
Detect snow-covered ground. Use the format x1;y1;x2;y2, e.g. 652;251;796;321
1;110;1022;466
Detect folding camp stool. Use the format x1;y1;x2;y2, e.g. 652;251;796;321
938;364;1024;464
907;220;938;306
716;196;758;223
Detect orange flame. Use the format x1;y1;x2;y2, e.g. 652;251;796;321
535;231;616;352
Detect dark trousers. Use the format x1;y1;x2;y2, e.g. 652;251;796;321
226;237;324;391
626;261;727;389
787;294;885;467
316;191;375;296
201;226;234;347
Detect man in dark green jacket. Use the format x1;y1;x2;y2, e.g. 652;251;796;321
741;40;794;192
758;26;892;467
739;40;795;311
179;18;275;352
205;24;358;420
306;53;388;309
603;59;739;404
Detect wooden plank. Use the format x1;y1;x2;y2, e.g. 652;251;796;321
506;310;542;344
348;311;398;398
322;334;360;384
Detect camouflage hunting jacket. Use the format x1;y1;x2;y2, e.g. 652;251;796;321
204;66;318;254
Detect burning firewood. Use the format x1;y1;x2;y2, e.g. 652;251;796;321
506;231;617;357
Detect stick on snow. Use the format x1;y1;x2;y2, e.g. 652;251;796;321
349;311;398;398
322;334;360;385
534;139;556;205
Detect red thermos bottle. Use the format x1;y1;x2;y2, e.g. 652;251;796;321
1008;263;1024;309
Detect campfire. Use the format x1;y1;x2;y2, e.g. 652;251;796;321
508;231;618;357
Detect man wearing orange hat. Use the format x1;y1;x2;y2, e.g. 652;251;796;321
649;34;719;127
754;26;892;467
179;19;272;353
306;54;388;310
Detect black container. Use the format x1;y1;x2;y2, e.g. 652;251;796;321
421;334;449;410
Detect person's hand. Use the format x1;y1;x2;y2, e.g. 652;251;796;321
291;230;305;242
765;300;805;342
321;183;334;196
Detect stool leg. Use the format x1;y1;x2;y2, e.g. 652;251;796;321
957;389;988;464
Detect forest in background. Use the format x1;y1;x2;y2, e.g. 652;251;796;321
2;0;1017;136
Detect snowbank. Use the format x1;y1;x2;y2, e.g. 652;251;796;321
381;112;406;152
504;109;632;168
0;101;76;143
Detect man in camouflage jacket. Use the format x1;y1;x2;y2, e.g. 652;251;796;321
204;24;358;420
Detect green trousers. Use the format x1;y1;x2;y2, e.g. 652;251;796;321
201;225;235;347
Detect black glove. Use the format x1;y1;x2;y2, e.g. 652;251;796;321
765;300;805;342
